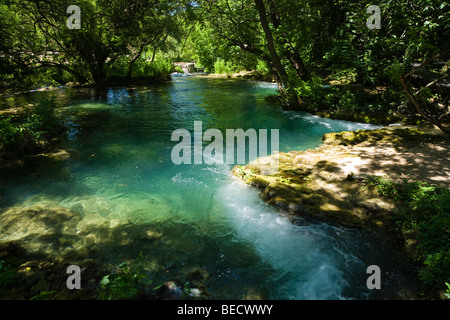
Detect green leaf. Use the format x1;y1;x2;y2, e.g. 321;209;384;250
100;275;110;287
30;290;57;300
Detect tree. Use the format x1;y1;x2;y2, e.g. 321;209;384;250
189;0;268;72
1;0;185;89
254;0;288;86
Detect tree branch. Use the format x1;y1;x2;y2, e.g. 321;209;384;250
38;61;88;84
401;75;450;135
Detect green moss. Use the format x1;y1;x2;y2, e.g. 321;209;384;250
232;124;447;237
323;126;433;146
301;193;327;206
262;181;297;200
245;175;270;188
316;110;400;125
291;184;313;194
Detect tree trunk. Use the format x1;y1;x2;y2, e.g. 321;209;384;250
400;49;450;135
254;0;288;85
254;0;298;106
401;76;450;135
90;61;107;89
267;0;309;81
127;44;146;79
285;46;309;81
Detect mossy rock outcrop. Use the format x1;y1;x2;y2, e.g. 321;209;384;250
232;152;376;229
316;110;400;125
322;125;437;146
232;124;447;233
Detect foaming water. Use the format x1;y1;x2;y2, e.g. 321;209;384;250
217;181;369;299
0;76;416;299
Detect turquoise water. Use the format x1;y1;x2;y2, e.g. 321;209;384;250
0;75;416;299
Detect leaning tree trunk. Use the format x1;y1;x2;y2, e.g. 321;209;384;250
254;0;299;107
401;49;450;135
127;44;146;80
254;0;288;86
267;0;309;81
90;61;107;89
401;77;450;135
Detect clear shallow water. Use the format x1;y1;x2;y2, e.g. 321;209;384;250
0;75;416;299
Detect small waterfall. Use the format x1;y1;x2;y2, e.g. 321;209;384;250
173;62;203;74
217;180;368;299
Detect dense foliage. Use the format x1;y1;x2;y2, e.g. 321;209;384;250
2;0;447;127
0;0;187;88
186;0;449;126
367;176;450;296
0;97;64;155
99;253;153;300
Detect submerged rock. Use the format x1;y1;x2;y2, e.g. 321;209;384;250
0;204;84;259
0;200;151;260
0;204;81;241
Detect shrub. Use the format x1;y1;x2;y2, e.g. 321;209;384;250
99;253;152;300
173;65;184;74
366;176;450;294
0;96;64;154
213;59;226;74
213;59;235;76
147;59;174;78
292;75;404;123
107;58;174;81
256;59;270;77
0;117;26;149
294;76;332;111
27;97;63;136
0;259;16;297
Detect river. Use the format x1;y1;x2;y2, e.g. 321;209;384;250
0;75;417;299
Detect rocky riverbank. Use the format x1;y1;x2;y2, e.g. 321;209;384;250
232;123;450;298
232;124;449;246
